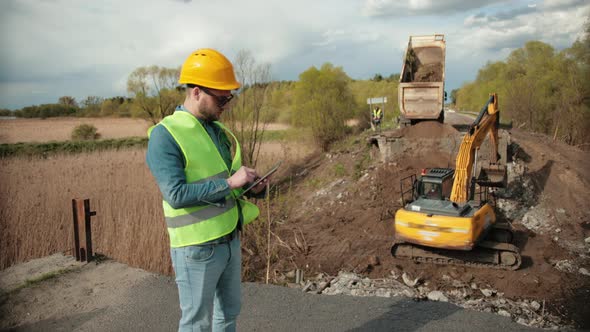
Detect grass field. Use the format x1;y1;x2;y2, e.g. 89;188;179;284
0;118;293;144
0;117;152;144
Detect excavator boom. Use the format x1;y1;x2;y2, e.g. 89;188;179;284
450;93;501;203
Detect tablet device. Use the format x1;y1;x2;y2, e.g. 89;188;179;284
239;160;282;197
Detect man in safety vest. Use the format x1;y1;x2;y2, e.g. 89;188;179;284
146;48;267;332
372;106;383;129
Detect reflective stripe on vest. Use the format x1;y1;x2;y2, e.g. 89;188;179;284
166;199;236;228
151;111;259;247
165;170;235;228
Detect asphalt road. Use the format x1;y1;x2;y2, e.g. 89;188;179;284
8;274;541;332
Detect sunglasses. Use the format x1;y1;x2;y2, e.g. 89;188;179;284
197;86;234;108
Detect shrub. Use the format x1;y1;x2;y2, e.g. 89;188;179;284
71;124;100;141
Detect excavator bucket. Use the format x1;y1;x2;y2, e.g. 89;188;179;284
476;129;508;188
477;162;507;188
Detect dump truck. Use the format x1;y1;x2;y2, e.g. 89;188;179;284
398;34;446;127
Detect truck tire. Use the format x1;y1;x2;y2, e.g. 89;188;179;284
437;111;445;124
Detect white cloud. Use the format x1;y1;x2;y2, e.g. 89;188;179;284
0;0;588;108
362;0;509;17
459;0;589;53
542;0;586;10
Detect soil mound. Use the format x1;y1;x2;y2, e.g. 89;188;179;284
400;121;458;139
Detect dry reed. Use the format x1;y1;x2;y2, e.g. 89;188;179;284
0;138;315;277
0;148;171;274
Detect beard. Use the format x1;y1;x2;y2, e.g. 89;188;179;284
199;104;222;122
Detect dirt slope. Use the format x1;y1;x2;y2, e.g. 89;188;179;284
264;121;590;328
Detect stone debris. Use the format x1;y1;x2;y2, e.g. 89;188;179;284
321;271;415;298
401;272;419;287
314;179;346;197
427;290;448;302
554;260;577;273
521;208;550;232
451;280;464;288
306;271;567;329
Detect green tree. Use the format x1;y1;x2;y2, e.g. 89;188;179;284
58;96;78;108
81;96;103;116
372;73;383;82
100;99;118;116
555;18;590;144
267;81;296;124
450;89;459;105
294;63;356;151
127;66;182;124
455;27;590;146
387;73;400;82
100;96;132;117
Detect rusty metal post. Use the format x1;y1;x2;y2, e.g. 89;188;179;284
72;199;80;261
72;198;96;262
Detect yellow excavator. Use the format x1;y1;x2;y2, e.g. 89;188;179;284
392;93;521;270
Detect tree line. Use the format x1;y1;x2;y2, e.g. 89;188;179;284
453;22;589;146
0;95;135;119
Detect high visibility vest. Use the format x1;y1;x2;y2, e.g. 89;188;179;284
373;108;382;119
150;111;260;247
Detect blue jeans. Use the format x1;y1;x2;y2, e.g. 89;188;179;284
170;235;241;332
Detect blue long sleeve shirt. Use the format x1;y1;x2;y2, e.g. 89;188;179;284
146;106;233;209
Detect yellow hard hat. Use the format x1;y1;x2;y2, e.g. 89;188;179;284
178;48;241;90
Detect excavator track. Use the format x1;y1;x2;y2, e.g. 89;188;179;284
391;240;522;270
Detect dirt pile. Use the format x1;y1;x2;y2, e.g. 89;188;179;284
266;122;590;328
398;121;458;139
403;47;444;83
413;63;443;82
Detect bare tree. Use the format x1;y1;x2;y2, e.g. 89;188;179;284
226;50;272;168
58;96;78;108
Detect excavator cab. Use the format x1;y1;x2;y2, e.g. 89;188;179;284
418;168;454;200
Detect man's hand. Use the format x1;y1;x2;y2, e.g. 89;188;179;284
227;166;258;189
250;176;271;194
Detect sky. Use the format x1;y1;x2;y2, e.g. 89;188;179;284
0;0;588;110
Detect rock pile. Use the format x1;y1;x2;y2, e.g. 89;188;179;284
296;271;568;329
